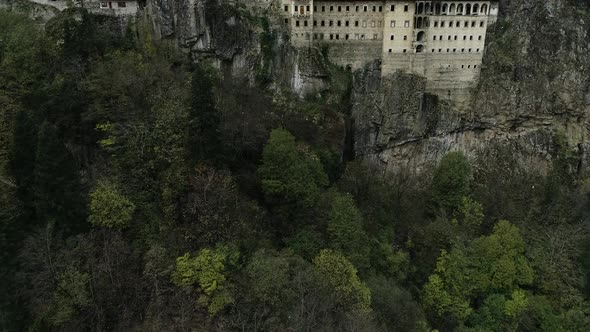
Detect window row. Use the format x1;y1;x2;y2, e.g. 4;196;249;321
432;20;485;28
293;33;381;41
386;47;482;56
291;19;385;28
285;4;411;14
431;35;483;41
416;2;489;16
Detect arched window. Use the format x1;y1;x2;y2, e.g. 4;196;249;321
473;4;479;14
435;3;441;15
417;31;425;42
449;3;456;14
457;4;464;15
417;17;423;28
417;3;424;14
481;4;488;14
416;45;424;53
466;4;471;15
425;2;431;14
442;4;448;14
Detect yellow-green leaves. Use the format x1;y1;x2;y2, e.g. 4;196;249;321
313;249;371;314
88;180;135;228
171;245;239;316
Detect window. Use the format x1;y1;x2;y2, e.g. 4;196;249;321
379;6;382;12
337;20;341;27
478;35;482;40
450;22;453;27
432;49;435;52
434;21;438;27
389;49;392;53
100;1;108;7
306;5;310;12
391;5;395;11
463;35;467;40
440;35;443;40
441;21;445;27
433;36;437;40
313;20;317;26
469;36;473;40
454;35;458;40
117;1;126;7
373;6;376;12
371;21;375;28
404;20;410;28
330;6;334;11
336;34;340;40
345;21;349;27
474;65;477;68
296;21;300;27
338;6;341;12
447;48;450;52
461;48;465;52
355;21;359;27
462;65;465;68
314;6;317;11
404;5;409;12
305;33;310;40
453;48;456;52
346;6;350;12
322;6;325;12
373;33;378;39
363;21;367;28
403;49;407;53
390;35;394;40
330;34;334;40
361;34;365;40
294;5;298;12
448;36;451;40
329;20;333;27
346;34;350;40
313;34;317;40
284;18;288;24
404;35;408;40
304;20;308;27
480;21;484;27
284;5;288;12
468;48;472;52
471;21;476;27
364;6;368;12
464;21;469;27
439;49;442;52
321;20;325;26
355;33;359;39
390;21;396;28
476;48;480;52
356;6;359;12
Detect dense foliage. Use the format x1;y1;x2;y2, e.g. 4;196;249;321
1;9;590;332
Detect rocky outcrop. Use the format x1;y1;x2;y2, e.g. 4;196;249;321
352;0;590;174
144;0;330;94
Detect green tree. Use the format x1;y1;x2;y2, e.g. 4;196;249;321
88;180;135;228
258;128;328;207
313;249;371;314
172;244;239;316
431;151;471;214
50;266;91;326
187;64;221;163
327;192;370;271
423;220;534;326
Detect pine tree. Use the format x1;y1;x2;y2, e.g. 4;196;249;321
33;121;86;232
187;64;221;164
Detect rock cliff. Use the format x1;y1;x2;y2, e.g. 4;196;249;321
352;0;590;174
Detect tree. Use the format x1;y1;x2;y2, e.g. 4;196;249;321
313;249;371;315
88;180;135;228
172;244;239;316
327;192;370;271
258;128;328;207
33;121;86;232
187;64;221;163
431;151;471;214
423;220;534;327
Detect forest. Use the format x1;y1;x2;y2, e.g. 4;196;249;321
1;7;590;331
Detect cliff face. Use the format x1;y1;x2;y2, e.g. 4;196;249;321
145;0;330;96
352;0;590;174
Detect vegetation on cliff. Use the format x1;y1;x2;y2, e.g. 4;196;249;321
1;7;590;332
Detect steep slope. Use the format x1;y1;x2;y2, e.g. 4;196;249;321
352;0;590;174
